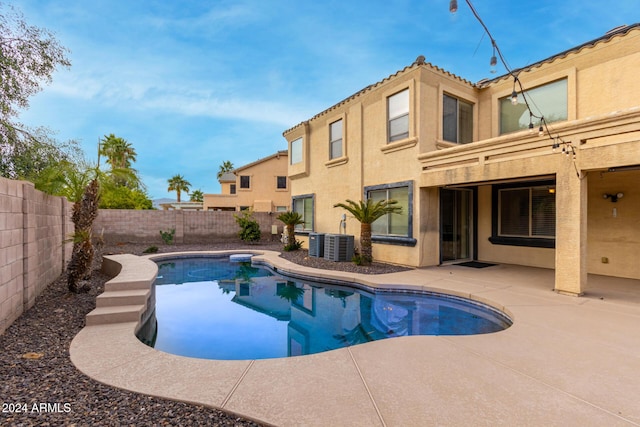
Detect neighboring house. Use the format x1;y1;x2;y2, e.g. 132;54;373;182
203;151;290;212
159;201;203;211
283;24;640;296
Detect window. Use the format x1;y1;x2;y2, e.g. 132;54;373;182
230;184;236;194
490;182;556;248
240;175;250;189
290;137;302;164
499;186;555;237
329;119;343;159
500;79;567;134
364;181;416;246
277;176;287;189
443;94;473;144
292;194;314;232
275;206;287;212
387;89;409;142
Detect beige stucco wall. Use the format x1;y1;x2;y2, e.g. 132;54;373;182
204;152;290;212
285;27;640;283
587;170;640;279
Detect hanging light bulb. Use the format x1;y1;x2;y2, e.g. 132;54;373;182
449;0;458;13
510;90;518;105
538;124;544;137
528;113;534;133
490;55;497;73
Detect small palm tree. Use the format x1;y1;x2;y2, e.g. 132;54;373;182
277;211;304;250
190;189;204;202
217;160;234;179
333;199;402;266
167;174;191;202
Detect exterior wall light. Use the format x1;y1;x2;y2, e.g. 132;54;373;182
603;193;624;202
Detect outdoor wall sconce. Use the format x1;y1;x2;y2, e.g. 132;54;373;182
603;192;624;202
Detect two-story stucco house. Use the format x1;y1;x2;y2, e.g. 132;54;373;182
203;150;290;213
283;24;640;296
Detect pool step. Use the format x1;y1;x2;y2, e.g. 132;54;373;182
104;279;151;292
96;289;150;308
86;305;145;326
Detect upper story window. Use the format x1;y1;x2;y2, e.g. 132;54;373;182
387;89;409;143
443;94;473;144
240;175;250;189
277;176;287;189
329;119;343;159
230;184;236;195
290;137;303;164
500;79;567;134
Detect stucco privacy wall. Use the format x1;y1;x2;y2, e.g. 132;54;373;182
93;209;284;243
0;177;73;335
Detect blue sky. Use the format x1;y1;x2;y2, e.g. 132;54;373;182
13;0;640;200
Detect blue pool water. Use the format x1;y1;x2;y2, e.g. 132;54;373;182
136;256;511;360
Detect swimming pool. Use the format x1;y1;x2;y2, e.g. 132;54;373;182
136;256;511;360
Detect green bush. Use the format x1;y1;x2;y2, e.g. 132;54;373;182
159;228;175;245
234;210;261;243
284;239;303;252
143;245;158;253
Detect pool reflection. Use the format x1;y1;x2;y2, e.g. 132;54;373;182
137;258;511;360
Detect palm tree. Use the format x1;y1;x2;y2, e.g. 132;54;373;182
333;199;402;266
99;134;137;170
167;174;191;202
277;211;304;250
35;160;103;292
190;189;204;202
217;160;234;179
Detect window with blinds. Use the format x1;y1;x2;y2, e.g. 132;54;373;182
499;186;555;238
293;195;314;231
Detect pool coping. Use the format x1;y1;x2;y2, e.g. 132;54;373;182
70;250;640;426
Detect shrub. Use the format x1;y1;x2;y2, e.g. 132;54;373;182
143;245;158;253
283;239;303;252
159;228;175;245
234;210;261;243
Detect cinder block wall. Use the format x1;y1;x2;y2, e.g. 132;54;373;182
0;177;73;335
93;209;284;243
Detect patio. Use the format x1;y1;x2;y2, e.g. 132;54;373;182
70;251;640;426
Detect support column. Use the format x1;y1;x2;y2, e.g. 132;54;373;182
554;164;587;296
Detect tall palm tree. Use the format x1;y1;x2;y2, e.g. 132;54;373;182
277;211;304;250
217;160;234;179
167;174;191;202
333;199;402;266
99;134;137;170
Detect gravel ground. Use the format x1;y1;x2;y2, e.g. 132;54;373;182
0;240;409;426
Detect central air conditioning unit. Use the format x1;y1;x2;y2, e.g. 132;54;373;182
308;232;325;257
324;234;354;262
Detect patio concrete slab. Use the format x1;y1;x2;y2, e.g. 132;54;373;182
224;349;383;427
349;336;631;426
70;251;640;426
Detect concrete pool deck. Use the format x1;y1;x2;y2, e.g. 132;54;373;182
70;251;640;426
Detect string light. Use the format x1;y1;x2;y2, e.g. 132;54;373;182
449;0;572;158
490;46;497;73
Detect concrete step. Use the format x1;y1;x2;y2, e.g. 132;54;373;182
104;279;152;292
96;289;150;308
86;305;144;326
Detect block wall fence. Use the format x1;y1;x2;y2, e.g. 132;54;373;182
92;209;284;244
0;177;73;335
1;191;285;334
